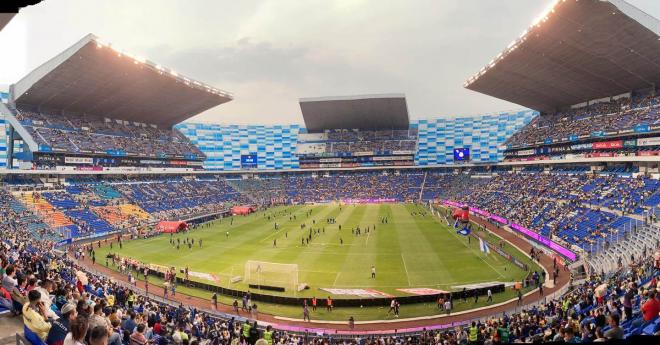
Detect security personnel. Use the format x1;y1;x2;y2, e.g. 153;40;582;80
468;321;479;344
263;325;274;345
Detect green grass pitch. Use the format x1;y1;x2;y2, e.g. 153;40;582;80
97;203;540;321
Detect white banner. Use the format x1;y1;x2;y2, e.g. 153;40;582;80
64;156;93;164
637;137;660;147
516;149;535;156
320;288;393;298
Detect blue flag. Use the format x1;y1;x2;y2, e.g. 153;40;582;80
457;226;471;236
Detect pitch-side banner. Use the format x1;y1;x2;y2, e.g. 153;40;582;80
397;288;448;295
320;288;393;298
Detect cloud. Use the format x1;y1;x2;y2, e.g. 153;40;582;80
157;37;410;124
3;0;660;125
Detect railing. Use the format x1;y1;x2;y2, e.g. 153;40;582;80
582;200;658;257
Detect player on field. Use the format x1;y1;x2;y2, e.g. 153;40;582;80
371;265;376;279
387;298;396;315
303;300;310;322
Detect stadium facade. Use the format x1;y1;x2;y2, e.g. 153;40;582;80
175;110;537;171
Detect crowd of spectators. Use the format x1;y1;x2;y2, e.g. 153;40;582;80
280;171;424;203
113;179;250;221
1;205;659;344
15;109;204;159
506;93;660;148
297;129;418;155
0;168;659;343
434;173;659;250
5;169;658;251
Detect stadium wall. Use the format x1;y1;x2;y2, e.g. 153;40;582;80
175;123;302;170
413;110;537;165
0;116;8;168
177;111;537;170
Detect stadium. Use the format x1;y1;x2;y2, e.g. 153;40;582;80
0;0;659;344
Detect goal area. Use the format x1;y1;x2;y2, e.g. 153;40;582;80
244;260;299;292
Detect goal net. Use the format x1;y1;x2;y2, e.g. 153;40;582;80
244;260;299;291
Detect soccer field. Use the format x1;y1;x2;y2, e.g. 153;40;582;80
97;203;540;320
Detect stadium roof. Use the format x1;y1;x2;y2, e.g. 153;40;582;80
10;34;233;127
0;13;15;31
299;94;409;132
464;0;660;113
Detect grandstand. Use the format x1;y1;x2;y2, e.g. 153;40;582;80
2;33;232;170
1;0;660;344
296;94;417;168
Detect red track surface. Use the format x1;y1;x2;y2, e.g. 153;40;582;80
76;216;570;332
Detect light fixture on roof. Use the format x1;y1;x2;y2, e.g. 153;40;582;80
531;0;559;27
170;70;178;77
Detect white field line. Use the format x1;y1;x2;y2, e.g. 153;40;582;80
401;254;412;286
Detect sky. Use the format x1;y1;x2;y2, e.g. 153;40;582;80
0;0;658;125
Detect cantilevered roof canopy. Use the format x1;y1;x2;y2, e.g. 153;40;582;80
464;0;660;113
299;94;409;133
0;13;15;31
11;34;233;127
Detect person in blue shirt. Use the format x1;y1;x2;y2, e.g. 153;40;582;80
46;303;76;345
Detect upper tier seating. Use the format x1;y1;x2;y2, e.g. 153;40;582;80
15;109;204;158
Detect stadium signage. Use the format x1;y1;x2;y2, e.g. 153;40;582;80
639;150;659;156
353;151;373;156
342;198;397;204
637;136;660;147
633;124;650;133
442;200;577;261
396;288;449;295
76;166;103;171
320;288;394;298
319;158;341;163
591;131;605;138
588;152;615;157
139;159;164;165
516;149;535;156
571;143;592;150
65;156;93;164
623;139;637;148
592;140;623;149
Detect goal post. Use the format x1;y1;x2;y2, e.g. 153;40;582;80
244;260;299;292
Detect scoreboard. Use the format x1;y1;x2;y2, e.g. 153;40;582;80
453;148;470;161
241;154;258;169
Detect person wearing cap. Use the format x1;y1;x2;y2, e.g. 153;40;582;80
46;302;76;345
23;289;52;340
